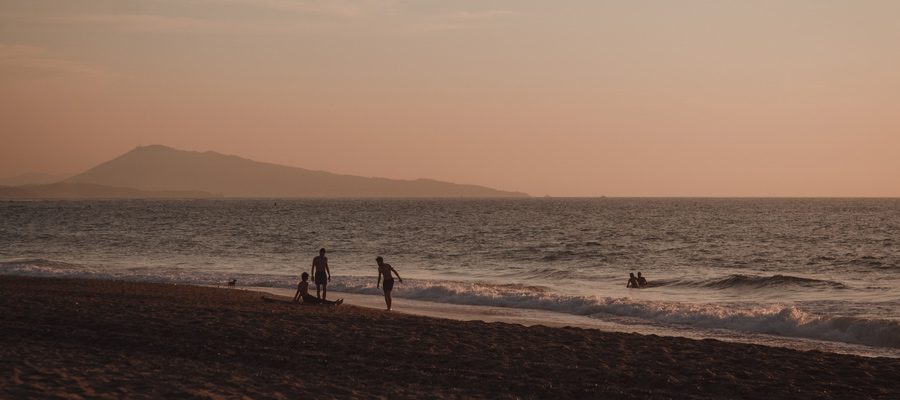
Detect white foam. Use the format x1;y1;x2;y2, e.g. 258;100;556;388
329;276;900;350
4;259;899;352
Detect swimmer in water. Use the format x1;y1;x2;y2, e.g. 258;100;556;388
637;272;648;288
627;272;639;288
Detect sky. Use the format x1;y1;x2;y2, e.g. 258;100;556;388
1;1;899;197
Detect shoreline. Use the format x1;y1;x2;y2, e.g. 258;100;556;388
248;285;900;359
3;275;899;399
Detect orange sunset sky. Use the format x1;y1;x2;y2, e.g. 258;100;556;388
2;1;899;197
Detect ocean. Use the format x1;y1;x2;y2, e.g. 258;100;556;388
2;198;899;358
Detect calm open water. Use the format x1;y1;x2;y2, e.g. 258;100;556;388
2;198;898;357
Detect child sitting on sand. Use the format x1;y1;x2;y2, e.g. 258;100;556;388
294;272;342;305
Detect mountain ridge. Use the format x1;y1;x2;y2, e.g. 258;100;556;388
0;172;73;186
61;145;528;198
0;182;219;199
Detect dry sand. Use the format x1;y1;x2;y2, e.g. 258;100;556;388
2;276;898;399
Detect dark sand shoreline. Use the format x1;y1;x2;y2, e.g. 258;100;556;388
2;276;898;399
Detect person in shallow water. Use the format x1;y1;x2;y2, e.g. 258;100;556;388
294;272;342;305
627;272;640;288
637;272;648;288
311;248;332;299
376;256;403;311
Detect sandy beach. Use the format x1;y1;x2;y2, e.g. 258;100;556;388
2;276;898;399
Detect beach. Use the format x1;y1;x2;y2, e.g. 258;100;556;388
2;276;898;399
6;199;900;359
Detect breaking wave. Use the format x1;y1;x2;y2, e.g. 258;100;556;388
656;274;848;290
3;259;896;350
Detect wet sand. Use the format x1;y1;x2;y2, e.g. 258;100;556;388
2;276;898;399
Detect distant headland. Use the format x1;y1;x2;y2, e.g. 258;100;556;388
1;145;529;199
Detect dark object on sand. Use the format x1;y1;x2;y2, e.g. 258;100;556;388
261;296;340;307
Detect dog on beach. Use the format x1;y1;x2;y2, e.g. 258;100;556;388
227;279;237;288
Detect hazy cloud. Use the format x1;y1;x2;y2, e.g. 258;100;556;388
397;23;470;34
401;9;511;33
451;10;511;20
0;44;47;59
37;2;509;36
0;44;114;79
43;13;360;36
43;14;226;34
188;0;396;18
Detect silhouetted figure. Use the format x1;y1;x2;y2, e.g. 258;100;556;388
376;256;403;311
627;272;639;288
311;248;332;299
294;272;342;305
637;272;648;288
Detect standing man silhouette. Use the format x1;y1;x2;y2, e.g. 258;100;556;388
376;256;403;311
311;248;331;299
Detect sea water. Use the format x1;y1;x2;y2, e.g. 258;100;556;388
2;198;899;358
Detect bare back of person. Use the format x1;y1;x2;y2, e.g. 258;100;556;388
376;256;402;311
298;280;311;298
378;264;393;281
311;248;331;299
627;273;639;288
312;255;328;274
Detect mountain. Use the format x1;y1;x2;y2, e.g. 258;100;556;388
63;145;529;198
0;172;72;186
0;182;219;199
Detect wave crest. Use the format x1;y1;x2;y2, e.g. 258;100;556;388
3;259;896;350
659;274;848;290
